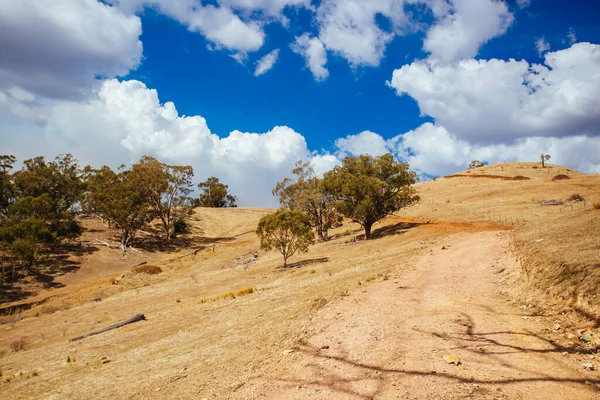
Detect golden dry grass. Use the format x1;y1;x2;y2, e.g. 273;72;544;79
405;162;600;312
0;162;597;399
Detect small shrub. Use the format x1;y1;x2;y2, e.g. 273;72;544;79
506;175;530;181
10;337;27;352
236;287;254;296
172;219;189;236
552;174;570;181
592;202;600;210
309;269;316;274
198;287;255;304
133;265;162;275
311;296;328;311
567;194;584;202
39;305;59;315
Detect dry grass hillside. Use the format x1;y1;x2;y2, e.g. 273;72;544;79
0;162;598;399
405;162;600;311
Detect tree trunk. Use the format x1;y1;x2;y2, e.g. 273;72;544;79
164;222;171;240
316;224;325;241
364;222;373;240
121;229;130;256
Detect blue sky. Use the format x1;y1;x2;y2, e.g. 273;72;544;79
1;0;599;205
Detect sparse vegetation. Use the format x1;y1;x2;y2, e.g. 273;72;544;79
552;174;571;181
566;194;584;202
514;210;600;311
133;265;162;275
10;337;27;352
593;202;600;210
540;153;551;168
446;174;530;180
39;304;60;315
0;159;597;399
198;287;256;304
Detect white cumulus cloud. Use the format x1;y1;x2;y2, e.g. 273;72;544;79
291;34;329;81
335;130;391;157
109;0;266;53
1;79;322;206
536;37;550;56
316;0;412;67
390;123;600;176
0;0;142;100
254;49;280;76
384;41;600;177
423;0;514;64
388;42;600;143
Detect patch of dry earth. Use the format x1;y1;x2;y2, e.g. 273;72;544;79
245;231;599;399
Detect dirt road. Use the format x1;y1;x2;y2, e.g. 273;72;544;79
243;231;599;399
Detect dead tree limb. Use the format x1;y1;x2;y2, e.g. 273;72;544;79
83;239;120;249
69;314;146;342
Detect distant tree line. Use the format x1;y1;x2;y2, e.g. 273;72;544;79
0;153;237;298
259;154;420;268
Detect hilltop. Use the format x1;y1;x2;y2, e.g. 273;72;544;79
0;162;598;399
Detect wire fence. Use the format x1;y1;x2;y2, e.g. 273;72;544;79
422;198;588;226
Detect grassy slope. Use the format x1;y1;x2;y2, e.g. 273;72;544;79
405;162;600;311
0;162;598;398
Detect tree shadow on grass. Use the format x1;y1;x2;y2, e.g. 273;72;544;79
0;243;100;308
268;312;600;399
369;221;421;239
330;221;421;242
282;257;330;271
573;306;600;329
126;223;237;254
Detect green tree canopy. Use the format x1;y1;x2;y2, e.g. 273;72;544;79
197;177;237;208
132;156;195;239
273;160;341;241
0;155;17;219
256;209;315;268
322;153;419;240
13;154;84;216
85;165;151;255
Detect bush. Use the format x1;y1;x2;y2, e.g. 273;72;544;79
172;219;189;236
508;175;530;181
10;337;27;352
552;174;570;181
567;194;584;202
198;287;256;304
592;202;600;210
133;265;162;275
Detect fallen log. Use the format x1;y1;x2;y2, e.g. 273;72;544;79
69;314;146;342
83;239;120;249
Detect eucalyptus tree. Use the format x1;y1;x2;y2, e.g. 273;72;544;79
273;161;341;241
322;154;419;240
